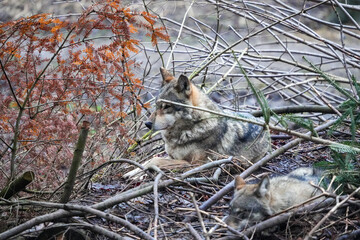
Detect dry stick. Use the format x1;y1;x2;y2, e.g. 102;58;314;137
76;220;127;240
239;57;314;107
304;187;360;240
165;0;195;69
0;158;231;240
175;207;227;226
251;105;343;117
177;207;249;239
205;48;247;94
316;208;360;233
309;84;342;116
245;53;349;83
60;121;90;203
275;0;360;40
158;223;167;240
186;223;203;240
199;119;338;211
36;221;126;240
153;172;163;240
190;192;210;240
160;3;358;87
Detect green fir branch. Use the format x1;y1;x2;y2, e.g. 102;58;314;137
285;114;318;137
233;52;271;125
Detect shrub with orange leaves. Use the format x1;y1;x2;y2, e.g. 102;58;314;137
0;0;168;190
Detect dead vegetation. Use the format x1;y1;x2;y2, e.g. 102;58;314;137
1;0;360;239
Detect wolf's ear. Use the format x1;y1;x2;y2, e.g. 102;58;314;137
234;176;246;190
160;67;175;84
255;176;270;197
176;74;191;95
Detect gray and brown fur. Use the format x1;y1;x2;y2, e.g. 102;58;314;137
225;167;322;230
124;68;270;177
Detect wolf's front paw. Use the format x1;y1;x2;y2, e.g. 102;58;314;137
122;167;144;179
122;159;154;179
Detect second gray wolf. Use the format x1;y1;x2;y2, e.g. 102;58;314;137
225;167;323;230
124;68;270;177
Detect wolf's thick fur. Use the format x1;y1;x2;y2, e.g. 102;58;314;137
124;68;270;177
225;167;322;229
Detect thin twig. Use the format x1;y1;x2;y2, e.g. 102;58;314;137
304;187;360;240
153;172;163;239
190;192;210;240
186;223;203;240
165;0;195;69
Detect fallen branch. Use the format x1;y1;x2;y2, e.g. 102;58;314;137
190;192;209;240
250;105;343;117
60;121;90;203
186;223;203;240
77;220;128;240
0;171;35;199
153;172;163;239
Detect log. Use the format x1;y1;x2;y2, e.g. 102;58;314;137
0;171;35;199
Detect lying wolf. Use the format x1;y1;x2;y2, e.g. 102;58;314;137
225;167;322;230
124;68;270;177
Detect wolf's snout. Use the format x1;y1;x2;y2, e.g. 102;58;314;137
145;121;153;129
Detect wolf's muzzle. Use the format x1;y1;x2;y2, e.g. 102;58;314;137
145;121;153;129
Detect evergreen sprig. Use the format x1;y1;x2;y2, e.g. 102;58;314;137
234;52;271;125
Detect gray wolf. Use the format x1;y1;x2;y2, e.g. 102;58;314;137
124;68;270;177
225;167;322;230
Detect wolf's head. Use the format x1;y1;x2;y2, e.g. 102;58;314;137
225;175;273;230
145;68;204;131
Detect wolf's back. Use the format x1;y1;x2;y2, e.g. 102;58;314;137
215;116;270;163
